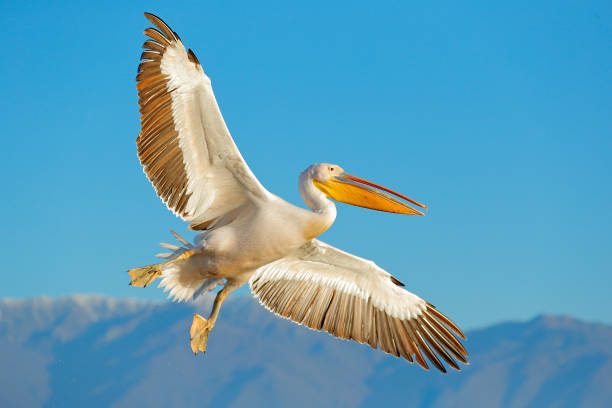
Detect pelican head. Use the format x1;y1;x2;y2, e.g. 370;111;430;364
308;163;427;215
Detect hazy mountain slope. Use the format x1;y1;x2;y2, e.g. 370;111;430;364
0;295;610;408
361;316;612;408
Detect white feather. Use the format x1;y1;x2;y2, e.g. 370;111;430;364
250;239;426;320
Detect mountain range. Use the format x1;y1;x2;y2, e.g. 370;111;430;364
0;295;610;407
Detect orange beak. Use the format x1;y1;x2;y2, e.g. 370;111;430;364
313;172;427;215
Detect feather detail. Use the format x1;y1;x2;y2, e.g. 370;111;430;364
249;239;468;372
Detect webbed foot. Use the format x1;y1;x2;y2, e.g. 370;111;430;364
127;265;161;287
190;313;213;354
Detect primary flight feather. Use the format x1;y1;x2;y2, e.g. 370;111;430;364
129;12;468;373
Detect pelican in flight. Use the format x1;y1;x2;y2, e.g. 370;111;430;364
129;13;468;372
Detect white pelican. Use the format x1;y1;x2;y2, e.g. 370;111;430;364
129;13;468;372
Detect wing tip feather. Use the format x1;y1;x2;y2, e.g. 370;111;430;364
143;12;180;42
426;302;467;340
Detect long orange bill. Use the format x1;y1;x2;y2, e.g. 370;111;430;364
313;172;428;215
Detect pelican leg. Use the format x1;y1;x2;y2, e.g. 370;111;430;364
190;284;235;354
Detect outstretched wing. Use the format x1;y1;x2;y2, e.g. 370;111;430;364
136;13;269;229
249;239;468;372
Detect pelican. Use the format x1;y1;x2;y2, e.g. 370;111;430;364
129;13;468;372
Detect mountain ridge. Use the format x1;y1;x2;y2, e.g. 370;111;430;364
0;295;610;407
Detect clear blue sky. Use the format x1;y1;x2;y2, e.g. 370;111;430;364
2;0;610;329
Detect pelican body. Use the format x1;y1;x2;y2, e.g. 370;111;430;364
128;13;468;373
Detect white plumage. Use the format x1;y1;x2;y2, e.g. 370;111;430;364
251;240;426;320
128;13;468;372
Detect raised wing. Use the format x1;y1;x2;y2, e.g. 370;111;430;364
136;13;269;229
249;240;468;372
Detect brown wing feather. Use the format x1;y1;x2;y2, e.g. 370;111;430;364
136;13;204;219
250;276;468;373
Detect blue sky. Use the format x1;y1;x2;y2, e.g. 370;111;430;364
2;0;610;329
